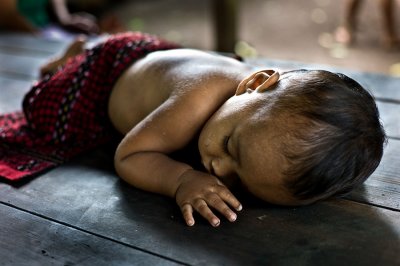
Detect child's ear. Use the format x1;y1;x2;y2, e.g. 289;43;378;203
235;70;280;95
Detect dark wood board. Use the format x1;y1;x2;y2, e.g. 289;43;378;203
0;33;69;55
346;138;400;210
0;203;181;266
1;149;399;265
376;101;400;139
0;53;46;80
1;34;400;266
0;76;32;113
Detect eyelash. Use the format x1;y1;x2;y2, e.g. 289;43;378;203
223;136;230;155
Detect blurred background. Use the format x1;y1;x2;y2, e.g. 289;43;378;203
107;0;400;76
3;0;400;76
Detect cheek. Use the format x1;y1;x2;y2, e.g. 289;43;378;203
198;133;220;159
198;117;221;152
198;127;215;161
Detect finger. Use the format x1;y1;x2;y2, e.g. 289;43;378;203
206;193;237;222
193;199;220;227
180;203;195;226
218;187;243;211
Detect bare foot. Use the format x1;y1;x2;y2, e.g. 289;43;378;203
334;26;354;45
40;36;87;78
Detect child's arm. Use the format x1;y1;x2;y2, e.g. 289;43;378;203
114;86;242;227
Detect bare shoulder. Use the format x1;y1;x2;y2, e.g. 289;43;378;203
108;48;253;134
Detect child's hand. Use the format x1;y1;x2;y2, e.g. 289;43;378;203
61;13;100;34
175;169;242;227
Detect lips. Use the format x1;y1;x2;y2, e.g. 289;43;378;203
203;159;217;176
209;162;217;176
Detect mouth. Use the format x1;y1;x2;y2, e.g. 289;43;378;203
203;159;216;176
209;163;216;176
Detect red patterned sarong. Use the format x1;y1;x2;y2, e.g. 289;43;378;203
0;32;179;181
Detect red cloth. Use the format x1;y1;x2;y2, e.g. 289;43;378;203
0;32;179;181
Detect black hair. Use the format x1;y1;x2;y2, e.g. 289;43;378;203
274;70;386;201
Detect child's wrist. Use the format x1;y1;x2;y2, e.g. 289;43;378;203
173;168;194;198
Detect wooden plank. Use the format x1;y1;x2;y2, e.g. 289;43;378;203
0;53;47;80
0;34;68;56
1;150;399;265
0;203;180;266
376;101;400;139
0;76;32;113
1;34;399;265
0;34;65;80
346;138;400;210
346;72;400;102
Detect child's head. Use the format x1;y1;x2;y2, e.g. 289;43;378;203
198;69;386;205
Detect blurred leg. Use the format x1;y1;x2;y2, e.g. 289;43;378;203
335;0;363;44
380;0;398;48
213;0;238;53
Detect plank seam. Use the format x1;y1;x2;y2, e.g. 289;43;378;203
0;200;189;266
342;198;400;212
386;136;400;141
0;70;34;80
375;97;400;105
0;46;56;57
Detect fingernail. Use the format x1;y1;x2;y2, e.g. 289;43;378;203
187;220;194;226
237;204;243;211
212;219;220;227
230;213;237;222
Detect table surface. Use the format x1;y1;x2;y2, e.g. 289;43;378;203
0;34;399;266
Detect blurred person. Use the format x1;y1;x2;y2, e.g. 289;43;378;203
335;0;399;49
0;0;124;36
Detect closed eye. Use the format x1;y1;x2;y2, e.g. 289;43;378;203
223;135;230;155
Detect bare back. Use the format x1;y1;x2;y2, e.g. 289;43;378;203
108;49;254;134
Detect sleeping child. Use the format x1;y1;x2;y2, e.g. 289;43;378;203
0;32;386;227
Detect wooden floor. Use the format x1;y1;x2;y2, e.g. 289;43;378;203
0;34;399;266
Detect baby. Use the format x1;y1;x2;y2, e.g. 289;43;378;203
1;32;386;227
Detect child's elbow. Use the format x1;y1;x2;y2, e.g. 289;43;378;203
113;146;142;186
113;146;130;182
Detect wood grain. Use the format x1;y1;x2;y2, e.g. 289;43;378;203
0;203;181;266
1;160;399;265
1;34;399;266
